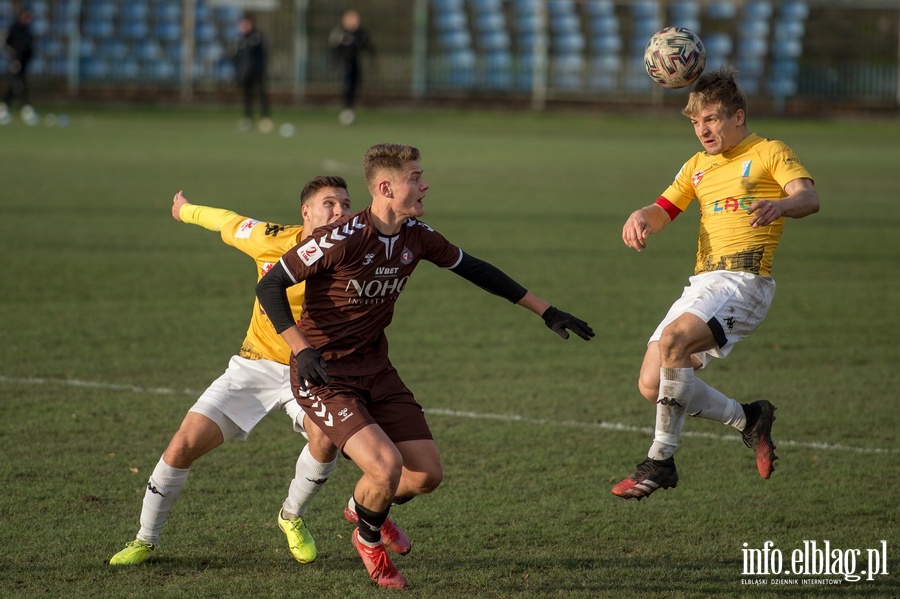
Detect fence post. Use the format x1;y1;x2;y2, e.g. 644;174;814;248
181;0;197;101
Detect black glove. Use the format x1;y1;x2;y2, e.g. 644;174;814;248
542;306;595;341
294;347;330;391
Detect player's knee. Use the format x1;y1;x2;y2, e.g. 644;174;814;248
638;380;658;403
163;433;205;468
404;467;443;497
309;437;338;463
658;327;692;364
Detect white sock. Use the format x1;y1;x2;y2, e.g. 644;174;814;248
688;378;747;430
282;444;337;518
648;367;695;461
136;457;190;545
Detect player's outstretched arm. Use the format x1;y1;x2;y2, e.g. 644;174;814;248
171;190;240;232
516;292;594;341
449;252;594;341
622;203;672;252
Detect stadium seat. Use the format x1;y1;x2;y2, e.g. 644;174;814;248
483;50;513;89
80;56;109;79
588;54;620;90
440;29;472;51
705;1;737;20
743;1;773;21
552;54;584;89
84;19;115;39
584;0;615;18
446;49;477;87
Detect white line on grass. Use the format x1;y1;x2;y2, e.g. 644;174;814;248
3;375;896;455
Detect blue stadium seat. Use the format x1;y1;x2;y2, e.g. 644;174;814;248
99;39;129;60
738;37;768;58
706;1;737;20
156;22;182;42
552;54;584;88
554;32;585;54
774;20;805;42
590;35;621;55
446;49;477;87
483;50;513;88
86;0;117;21
155;3;181;23
772;38;802;59
470;0;502;12
121;3;149;22
589;54;620;90
584;0;615;18
479;30;511;51
111;60;141;80
703;32;732;56
435;11;466;31
547;0;576;16
780;0;809;20
138;41;163;61
475;12;505;33
80;56;109;79
440;29;472;51
434;0;465;10
743;1;773;20
84;19;114;39
196;22;217;42
588;15;619;36
121;21;150;40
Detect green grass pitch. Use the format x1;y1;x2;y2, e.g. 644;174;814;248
0;103;898;598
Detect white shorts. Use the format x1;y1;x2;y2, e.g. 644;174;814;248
188;355;308;441
649;270;776;368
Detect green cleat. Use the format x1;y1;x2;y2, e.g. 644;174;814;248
278;511;317;563
109;539;154;565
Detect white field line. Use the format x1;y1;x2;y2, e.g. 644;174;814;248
3;375;897;455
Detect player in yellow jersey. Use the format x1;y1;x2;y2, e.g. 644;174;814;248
110;176;362;565
612;68;820;500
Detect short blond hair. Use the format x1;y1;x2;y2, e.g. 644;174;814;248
363;144;420;190
683;67;748;119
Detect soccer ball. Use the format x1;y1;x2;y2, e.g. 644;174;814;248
643;27;706;89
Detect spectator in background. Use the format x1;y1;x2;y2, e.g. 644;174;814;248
329;9;375;126
232;14;271;133
0;7;36;126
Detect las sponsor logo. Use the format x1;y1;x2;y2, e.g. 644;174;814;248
297;239;323;266
741;540;889;584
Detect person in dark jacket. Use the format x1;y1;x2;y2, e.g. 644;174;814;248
328;9;375;126
232;14;271;132
1;8;36;125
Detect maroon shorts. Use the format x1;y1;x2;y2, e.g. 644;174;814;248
296;366;432;450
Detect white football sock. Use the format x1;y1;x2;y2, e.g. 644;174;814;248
648;367;695;461
136;457;190;545
282;444;337;518
688;378;747;430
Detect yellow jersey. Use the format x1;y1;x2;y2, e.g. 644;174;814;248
180;203;304;364
659;133;813;277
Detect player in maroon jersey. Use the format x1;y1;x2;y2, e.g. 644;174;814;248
257;143;593;589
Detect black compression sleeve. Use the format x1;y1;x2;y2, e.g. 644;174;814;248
449;251;528;304
255;261;299;334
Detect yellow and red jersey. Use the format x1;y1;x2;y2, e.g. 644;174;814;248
658;133;813;277
180;203;304;364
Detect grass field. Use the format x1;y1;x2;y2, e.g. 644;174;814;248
1;103;898;598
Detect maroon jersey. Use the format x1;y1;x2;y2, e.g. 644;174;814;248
279;207;463;375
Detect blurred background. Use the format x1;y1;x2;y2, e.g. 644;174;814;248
1;0;898;117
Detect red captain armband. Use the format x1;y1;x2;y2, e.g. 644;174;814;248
655;196;683;221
